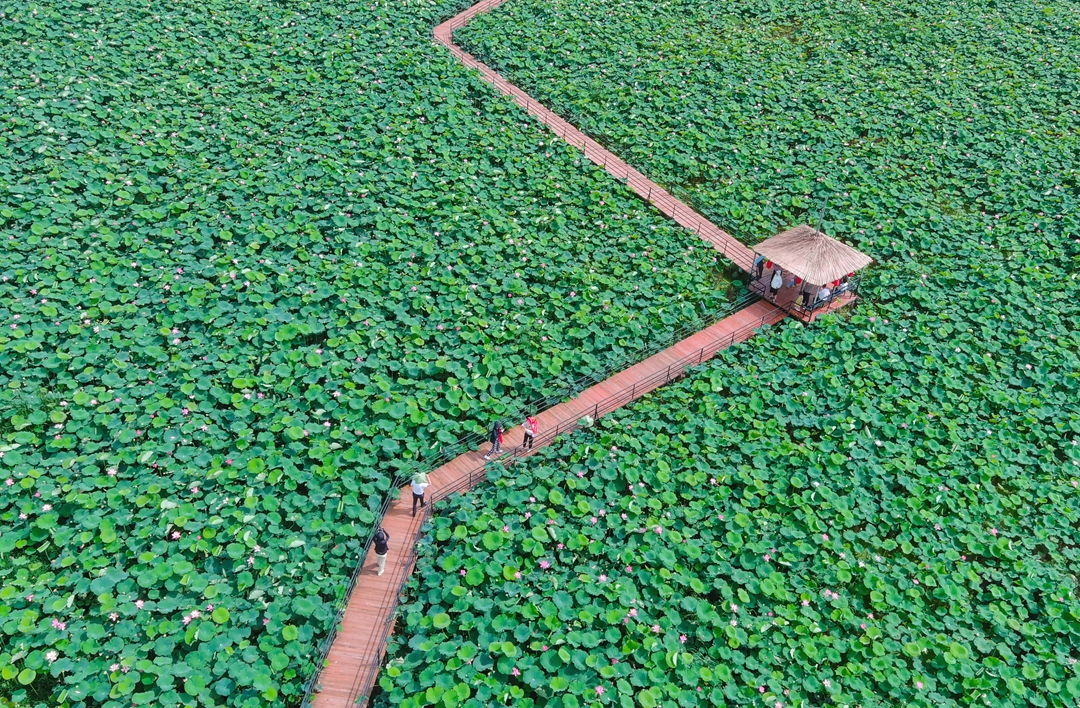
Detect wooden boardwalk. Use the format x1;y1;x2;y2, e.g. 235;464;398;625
433;0;756;272
304;3;804;706
309;299;786;707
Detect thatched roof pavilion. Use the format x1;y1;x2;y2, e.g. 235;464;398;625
753;225;872;286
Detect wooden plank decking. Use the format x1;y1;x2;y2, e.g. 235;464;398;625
432;1;756;272
301;1;843;704
310;299;786;708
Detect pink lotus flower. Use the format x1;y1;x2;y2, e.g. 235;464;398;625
595;686;604;696
514;571;521;580
460;569;467;576
52;619;66;630
539;560;550;569
679;634;687;644
598;574;607;582
915;681;924;690
511;667;520;677
651;625;660;633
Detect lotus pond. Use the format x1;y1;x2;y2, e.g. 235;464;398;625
0;0;740;705
379;342;1080;707
373;0;1080;706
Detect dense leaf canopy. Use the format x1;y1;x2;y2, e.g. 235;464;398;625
374;0;1080;706
0;0;736;705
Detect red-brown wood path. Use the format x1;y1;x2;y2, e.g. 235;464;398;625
433;0;756;272
306;2;802;705
309;300;786;707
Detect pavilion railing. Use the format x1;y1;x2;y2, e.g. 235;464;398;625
748;272;862;320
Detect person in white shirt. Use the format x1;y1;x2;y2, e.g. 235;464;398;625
768;269;783;300
817;285;832;303
411;473;430;517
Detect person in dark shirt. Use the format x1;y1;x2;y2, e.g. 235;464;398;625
483;421;503;460
374;527;390;576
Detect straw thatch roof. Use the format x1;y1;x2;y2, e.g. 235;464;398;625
753;225;872;285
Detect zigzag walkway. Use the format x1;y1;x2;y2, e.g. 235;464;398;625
310;300;784;707
433;0;756;272
306;3;783;706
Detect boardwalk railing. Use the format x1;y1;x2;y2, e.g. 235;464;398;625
341;305;784;708
294;290;760;706
297;1;791;703
433;4;756;273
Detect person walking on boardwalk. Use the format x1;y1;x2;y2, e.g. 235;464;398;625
484;420;503;459
768;268;783;300
373;526;390;577
753;254;765;280
522;414;538;450
411;473;430;517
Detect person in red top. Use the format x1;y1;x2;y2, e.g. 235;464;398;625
522;415;539;450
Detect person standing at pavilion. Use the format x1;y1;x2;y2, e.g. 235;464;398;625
768;268;783;301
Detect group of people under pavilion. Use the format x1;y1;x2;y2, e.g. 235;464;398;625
750;224;873;323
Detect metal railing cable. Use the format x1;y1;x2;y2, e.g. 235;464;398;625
335;304;785;708
294;290;760;706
